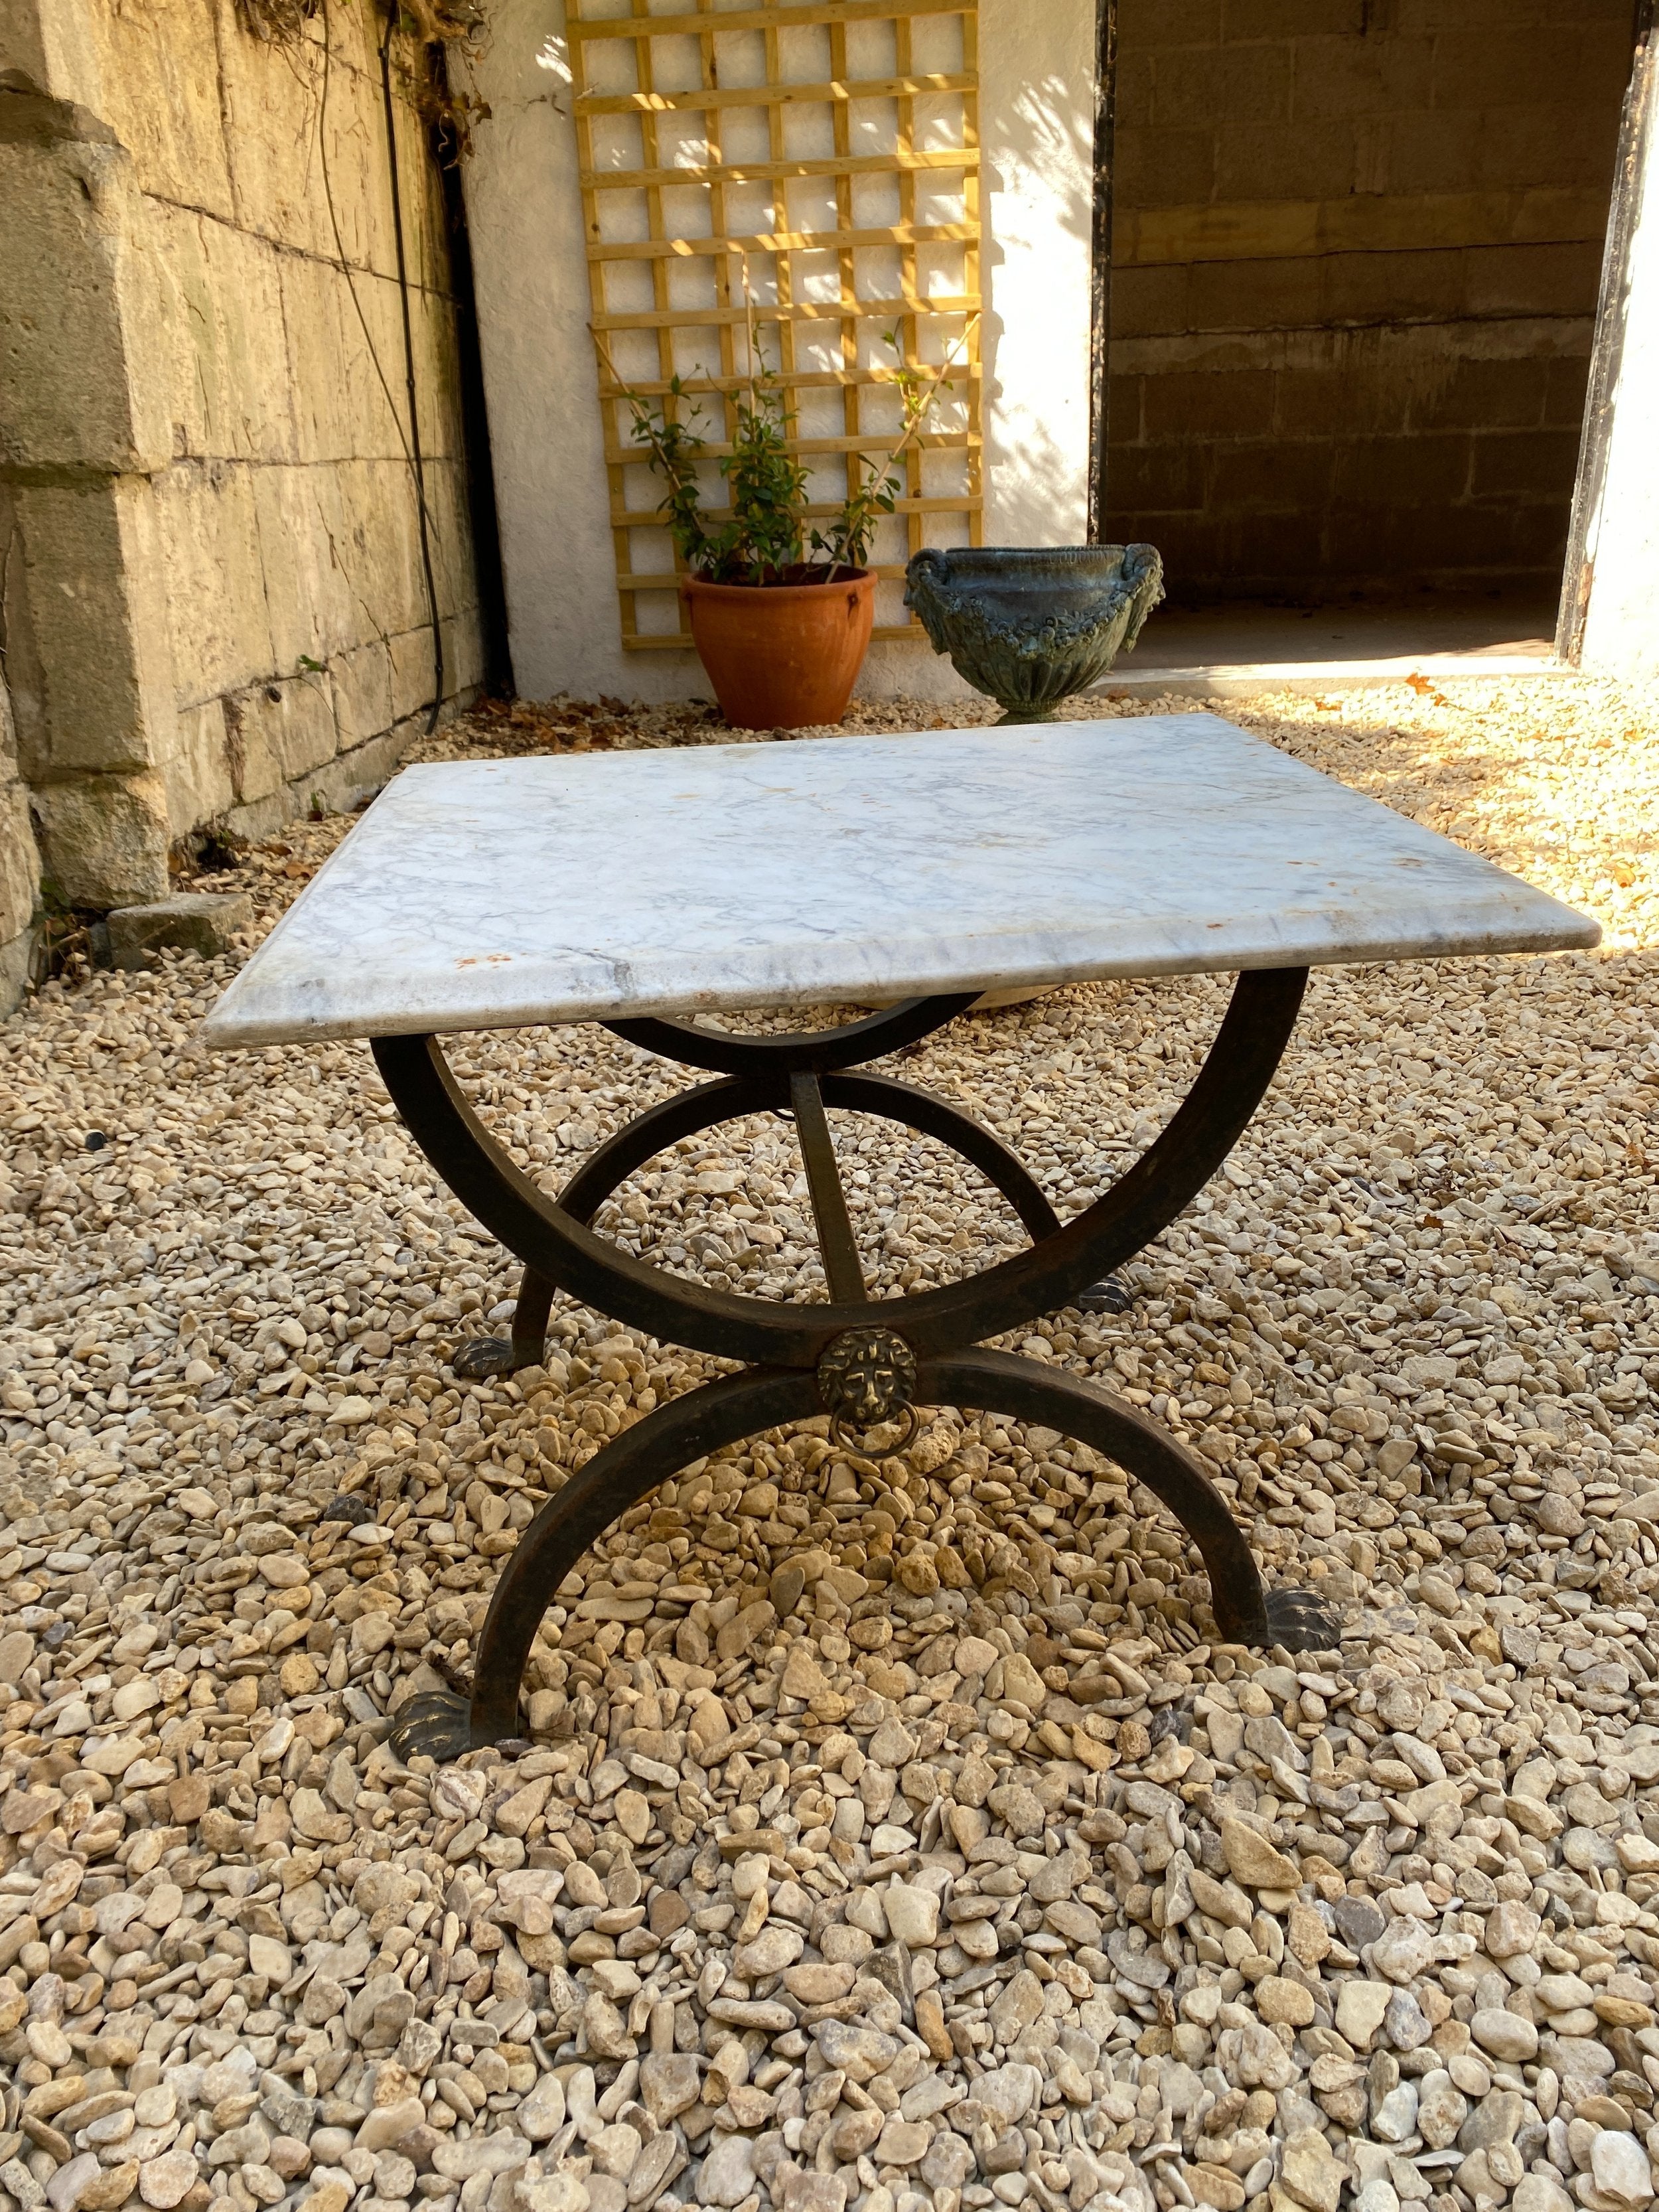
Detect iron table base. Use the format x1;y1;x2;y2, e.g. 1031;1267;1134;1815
372;976;1340;1760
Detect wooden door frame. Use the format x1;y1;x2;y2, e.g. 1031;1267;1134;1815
1087;0;1118;544
1556;0;1656;662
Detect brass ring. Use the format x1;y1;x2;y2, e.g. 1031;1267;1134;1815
830;1404;920;1457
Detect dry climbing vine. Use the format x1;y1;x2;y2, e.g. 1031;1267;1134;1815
236;0;480;55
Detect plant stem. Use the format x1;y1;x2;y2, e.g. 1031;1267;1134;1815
862;313;980;487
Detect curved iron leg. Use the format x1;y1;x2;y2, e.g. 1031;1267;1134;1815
558;1076;782;1224
392;1367;818;1759
399;1347;1338;1757
820;1071;1060;1242
448;1054;1155;1378
606;993;980;1077
450;1075;783;1378
452;1268;558;1382
454;1069;1149;1377
919;1349;1341;1653
821;1072;1133;1311
377;970;1307;1371
452;1065;1070;1379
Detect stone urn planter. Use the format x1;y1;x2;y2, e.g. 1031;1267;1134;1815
905;544;1163;1025
904;543;1165;721
683;568;877;731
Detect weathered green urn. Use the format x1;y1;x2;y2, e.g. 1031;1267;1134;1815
904;543;1165;723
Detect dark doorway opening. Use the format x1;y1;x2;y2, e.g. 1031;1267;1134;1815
1091;0;1638;664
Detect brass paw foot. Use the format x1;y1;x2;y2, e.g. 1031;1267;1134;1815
1261;1586;1344;1655
452;1336;520;1381
389;1689;476;1763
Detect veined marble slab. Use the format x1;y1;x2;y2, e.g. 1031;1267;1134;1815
205;713;1599;1047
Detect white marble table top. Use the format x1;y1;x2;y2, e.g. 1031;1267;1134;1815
206;713;1599;1047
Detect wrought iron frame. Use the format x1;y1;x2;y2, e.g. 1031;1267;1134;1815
372;972;1339;1759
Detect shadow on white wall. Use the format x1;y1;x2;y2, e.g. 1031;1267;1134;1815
979;68;1094;548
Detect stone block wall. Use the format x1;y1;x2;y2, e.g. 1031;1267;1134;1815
0;0;483;997
1102;0;1635;601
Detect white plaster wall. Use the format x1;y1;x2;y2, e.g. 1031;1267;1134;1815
459;0;1096;705
1579;62;1659;682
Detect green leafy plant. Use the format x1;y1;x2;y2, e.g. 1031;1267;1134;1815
596;306;974;588
620;362;813;584
810;328;946;574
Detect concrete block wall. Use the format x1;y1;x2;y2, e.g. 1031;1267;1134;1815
0;0;482;986
1102;0;1634;601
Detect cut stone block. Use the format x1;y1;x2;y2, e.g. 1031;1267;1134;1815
35;769;172;911
107;890;252;969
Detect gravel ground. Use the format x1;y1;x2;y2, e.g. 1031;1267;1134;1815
0;678;1657;2212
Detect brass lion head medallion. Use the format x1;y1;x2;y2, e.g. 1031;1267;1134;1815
816;1325;917;1432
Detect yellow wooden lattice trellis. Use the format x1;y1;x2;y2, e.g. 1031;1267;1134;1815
570;0;983;650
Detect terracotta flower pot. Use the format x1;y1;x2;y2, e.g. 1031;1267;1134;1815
682;568;876;730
